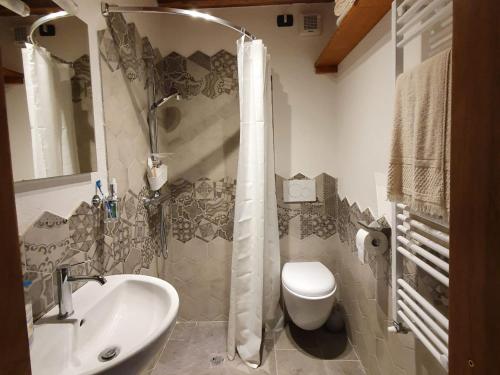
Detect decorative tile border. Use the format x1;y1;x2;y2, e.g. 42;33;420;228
71;54;92;104
20;187;163;320
20;171;446;322
169;177;236;243
276;173;338;240
98;13;238;100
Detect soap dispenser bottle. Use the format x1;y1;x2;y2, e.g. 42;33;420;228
106;178;119;220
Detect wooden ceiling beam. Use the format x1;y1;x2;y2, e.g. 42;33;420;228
157;0;332;9
0;1;60;16
0;0;330;16
2;68;24;84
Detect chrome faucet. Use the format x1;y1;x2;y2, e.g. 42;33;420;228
56;263;107;319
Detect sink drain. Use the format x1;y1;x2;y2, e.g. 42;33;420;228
98;346;120;362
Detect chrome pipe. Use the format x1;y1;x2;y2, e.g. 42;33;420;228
151;92;180;111
28;11;71;44
101;3;257;41
27;10;74;66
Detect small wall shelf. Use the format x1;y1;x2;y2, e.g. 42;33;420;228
2;67;24;84
315;0;392;73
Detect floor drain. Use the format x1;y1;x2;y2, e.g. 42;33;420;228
209;355;225;367
98;346;120;362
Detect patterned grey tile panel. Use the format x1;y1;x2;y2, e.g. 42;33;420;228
71;54;92;104
195;219;217;242
106;13;128;45
172;216;196;243
276;173;338;240
337;197;351;243
105;14;146;82
20;186;163;317
211;50;237;79
188;51;211;70
275;174;285;202
163;52;187;79
186;58;209;83
69;202;98;255
142;36;155;61
201;72;225;99
124;246;143;274
98;16;239;99
277;206;299;238
194;178;216;200
23;212;71;273
169;178;194;200
216;215;234;241
215;177;236;201
33;211;68;229
141;237;157;268
98;29;120;72
160;51;203;98
302;214;337;240
300;202;325;215
122;191;139;222
24;271;55;321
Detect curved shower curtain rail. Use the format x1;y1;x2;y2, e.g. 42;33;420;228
28;10;74;65
101;2;257;41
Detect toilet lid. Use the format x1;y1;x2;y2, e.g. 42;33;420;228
282;262;336;298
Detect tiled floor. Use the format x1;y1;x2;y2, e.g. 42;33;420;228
152;322;366;375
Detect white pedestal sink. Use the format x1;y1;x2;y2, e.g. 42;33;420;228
30;275;179;375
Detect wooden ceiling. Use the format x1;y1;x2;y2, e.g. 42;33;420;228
157;0;331;8
0;0;332;16
0;0;59;15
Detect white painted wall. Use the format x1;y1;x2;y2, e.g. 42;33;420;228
13;0;108;233
125;2;338;179
10;0;408;231
329;13;394;217
111;3;400;218
328;13;425;219
5;84;33;181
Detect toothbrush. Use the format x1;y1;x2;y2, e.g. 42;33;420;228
96;180;111;211
96;179;105;197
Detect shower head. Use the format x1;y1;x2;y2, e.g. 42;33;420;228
150;91;181;110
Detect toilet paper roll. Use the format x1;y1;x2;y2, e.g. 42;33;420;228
355;229;389;264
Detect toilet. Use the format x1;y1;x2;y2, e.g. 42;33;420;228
281;261;336;330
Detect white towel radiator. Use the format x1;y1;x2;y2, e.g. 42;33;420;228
389;0;453;371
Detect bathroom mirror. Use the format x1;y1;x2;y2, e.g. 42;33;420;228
1;14;97;182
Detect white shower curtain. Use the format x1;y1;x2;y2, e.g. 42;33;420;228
22;43;80;178
227;37;283;368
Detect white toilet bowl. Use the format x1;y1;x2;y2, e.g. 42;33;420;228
282;261;336;330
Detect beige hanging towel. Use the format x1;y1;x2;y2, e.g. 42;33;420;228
387;48;452;219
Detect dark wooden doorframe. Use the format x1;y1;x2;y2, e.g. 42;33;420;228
0;51;32;374
449;0;500;374
0;2;499;374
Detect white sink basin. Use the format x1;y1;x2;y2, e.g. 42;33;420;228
30;274;179;375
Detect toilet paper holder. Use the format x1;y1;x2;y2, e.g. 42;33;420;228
357;220;391;247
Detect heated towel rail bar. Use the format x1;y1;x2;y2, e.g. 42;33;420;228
389;0;452;371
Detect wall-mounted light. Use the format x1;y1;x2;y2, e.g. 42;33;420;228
0;0;30;17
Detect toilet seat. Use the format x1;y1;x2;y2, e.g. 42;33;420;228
282;262;336;299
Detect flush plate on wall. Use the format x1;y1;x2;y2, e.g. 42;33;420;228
283;179;316;202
